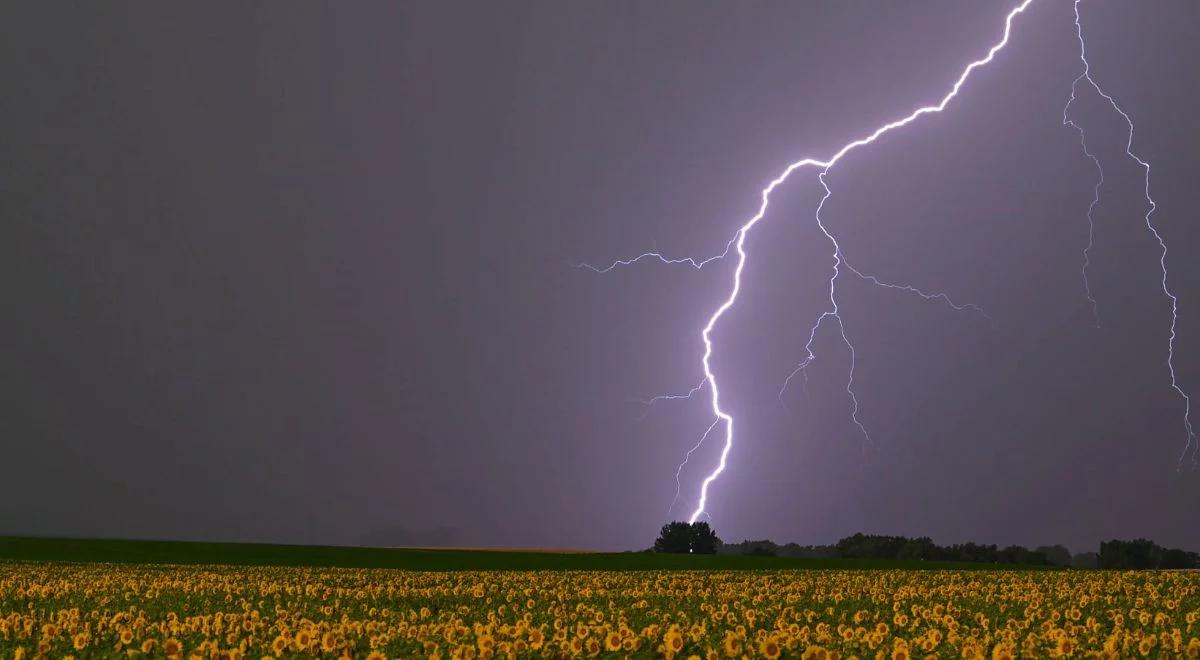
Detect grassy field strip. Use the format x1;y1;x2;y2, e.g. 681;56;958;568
0;537;1037;571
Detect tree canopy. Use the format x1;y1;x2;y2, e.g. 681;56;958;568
653;522;722;554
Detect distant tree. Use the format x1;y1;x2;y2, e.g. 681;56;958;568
1070;552;1099;569
778;543;837;559
997;545;1048;566
836;533;908;560
1160;548;1196;569
897;537;938;561
1035;545;1072;567
944;542;999;563
654;522;693;554
653;522;721;554
690;522;721;554
1099;539;1163;569
700;531;1197;568
743;544;776;557
719;539;777;556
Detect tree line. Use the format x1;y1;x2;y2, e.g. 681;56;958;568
1098;538;1200;569
653;523;1200;569
718;533;1082;566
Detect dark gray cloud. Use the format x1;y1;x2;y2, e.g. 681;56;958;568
2;1;1197;552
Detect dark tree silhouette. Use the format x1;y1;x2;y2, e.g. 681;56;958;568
1071;552;1099;569
653;521;722;554
1160;548;1195;569
1100;539;1163;569
1035;545;1072;567
897;537;937;561
653;522;693;553
689;522;720;554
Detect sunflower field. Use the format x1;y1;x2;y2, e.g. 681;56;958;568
2;562;1199;658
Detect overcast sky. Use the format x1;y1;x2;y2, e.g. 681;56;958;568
3;1;1198;552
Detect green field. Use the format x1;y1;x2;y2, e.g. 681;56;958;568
0;536;1033;571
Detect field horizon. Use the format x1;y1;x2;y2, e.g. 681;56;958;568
0;536;1056;571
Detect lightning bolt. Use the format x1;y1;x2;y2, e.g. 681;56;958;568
780;173;873;453
778;176;990;409
579;0;1038;523
840;261;992;319
676;0;1036;522
634;378;706;420
637;379;706;408
569;237;736;274
1062;71;1104;328
668;418;721;518
1069;0;1197;467
579;0;1196;523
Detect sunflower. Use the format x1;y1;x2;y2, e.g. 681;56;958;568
722;632;741;657
664;628;685;655
759;637;782;659
604;632;622;652
163;637;183;658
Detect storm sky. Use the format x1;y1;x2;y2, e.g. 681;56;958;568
3;1;1198;552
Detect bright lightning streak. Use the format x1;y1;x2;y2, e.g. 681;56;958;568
841;261;992;319
582;0;1195;519
570;237;736;273
779;170;989;420
637;379;706;407
777;259;988;404
635;379;706;420
1062;75;1104;328
786;174;873;450
681;0;1038;522
578;0;1037;521
668;418;721;517
1069;0;1197;467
